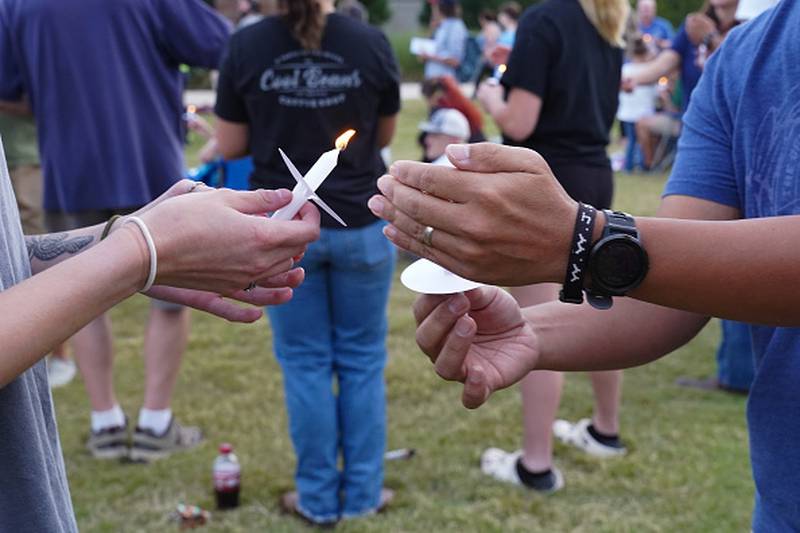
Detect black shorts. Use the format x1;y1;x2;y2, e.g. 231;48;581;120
549;162;614;210
44;207;141;233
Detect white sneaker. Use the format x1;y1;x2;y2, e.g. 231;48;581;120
480;447;564;493
552;418;626;458
47;357;76;388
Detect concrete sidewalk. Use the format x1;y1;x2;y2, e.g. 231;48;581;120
184;82;475;108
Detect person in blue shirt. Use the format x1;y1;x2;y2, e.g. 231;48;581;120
497;1;521;48
625;0;739;112
421;0;468;80
636;0;674;48
0;0;231;461
370;1;800;528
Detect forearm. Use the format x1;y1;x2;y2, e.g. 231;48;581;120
632;51;680;85
528;298;708;372
26;222;109;274
484;89;540;142
629;216;800;325
487;101;528;142
2;228;145;385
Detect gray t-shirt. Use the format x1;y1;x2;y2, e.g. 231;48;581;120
0;140;76;532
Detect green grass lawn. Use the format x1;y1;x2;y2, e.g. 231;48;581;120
56;100;753;532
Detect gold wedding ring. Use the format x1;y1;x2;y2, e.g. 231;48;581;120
421;226;435;247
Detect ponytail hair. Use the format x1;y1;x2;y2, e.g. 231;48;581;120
578;0;631;48
278;0;326;50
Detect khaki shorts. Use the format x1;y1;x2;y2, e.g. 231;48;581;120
9;164;45;235
642;113;682;138
44;207;184;312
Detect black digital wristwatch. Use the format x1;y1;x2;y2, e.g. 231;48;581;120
585;210;649;310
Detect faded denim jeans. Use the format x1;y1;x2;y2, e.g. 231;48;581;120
267;221;395;523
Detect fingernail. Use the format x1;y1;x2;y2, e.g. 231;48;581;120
448;295;468;314
468;366;483;384
377;176;394;199
389;163;401;177
455;317;473;337
383;225;397;239
276;189;293;202
447;144;470;163
367;196;384;216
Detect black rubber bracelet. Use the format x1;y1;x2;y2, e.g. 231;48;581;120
100;214;123;241
559;203;596;305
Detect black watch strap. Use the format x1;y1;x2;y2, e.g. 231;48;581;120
602;210;639;237
559;203;596;305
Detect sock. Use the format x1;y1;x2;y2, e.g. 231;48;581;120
587;423;622;448
90;404;126;433
515;458;556;491
138;408;172;436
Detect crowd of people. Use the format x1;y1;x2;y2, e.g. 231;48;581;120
0;0;794;531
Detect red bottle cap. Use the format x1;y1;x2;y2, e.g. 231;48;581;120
219;443;233;454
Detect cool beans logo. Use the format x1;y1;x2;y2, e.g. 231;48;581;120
261;50;362;109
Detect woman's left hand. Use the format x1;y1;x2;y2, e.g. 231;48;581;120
367;143;579;286
476;80;504;112
145;267;305;323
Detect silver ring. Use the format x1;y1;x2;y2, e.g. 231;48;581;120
244;281;257;292
421;226;435;247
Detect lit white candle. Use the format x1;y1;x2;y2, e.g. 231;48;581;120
272;129;355;222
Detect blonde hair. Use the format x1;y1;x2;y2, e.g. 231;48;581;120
578;0;631;47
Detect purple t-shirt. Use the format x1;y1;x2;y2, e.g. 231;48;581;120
0;0;230;212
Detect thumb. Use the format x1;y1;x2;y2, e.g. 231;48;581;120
462;364;491;409
446;142;552;176
225;189;294;215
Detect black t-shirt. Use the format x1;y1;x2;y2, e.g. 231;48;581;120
501;0;623;168
215;14;401;227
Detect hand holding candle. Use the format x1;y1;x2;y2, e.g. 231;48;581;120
271;130;355;225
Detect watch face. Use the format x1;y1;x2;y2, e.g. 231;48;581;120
591;236;647;292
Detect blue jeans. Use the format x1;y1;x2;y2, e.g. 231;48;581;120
267;221;396;523
717;320;755;392
753;490;800;532
622;121;642;172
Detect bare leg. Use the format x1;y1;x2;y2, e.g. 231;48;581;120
142;305;190;410
512;283;562;472
636;119;655;169
52;341;68;360
72;314;116;411
589;370;623;435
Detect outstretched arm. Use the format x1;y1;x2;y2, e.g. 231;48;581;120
412;287;707;409
369;143;800;326
2;187;321;386
25;179;202;275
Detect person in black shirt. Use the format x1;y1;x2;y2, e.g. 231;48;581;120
214;0;400;525
475;0;630;493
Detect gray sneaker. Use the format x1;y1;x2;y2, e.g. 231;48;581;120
86;421;129;460
129;417;204;462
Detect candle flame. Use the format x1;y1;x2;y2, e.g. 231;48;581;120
658;76;669;86
187;104;197;114
498;64;507;74
335;129;357;151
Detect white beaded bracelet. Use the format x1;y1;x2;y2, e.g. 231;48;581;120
124;216;158;293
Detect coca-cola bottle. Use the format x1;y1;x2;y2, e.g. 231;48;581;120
213;443;241;509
